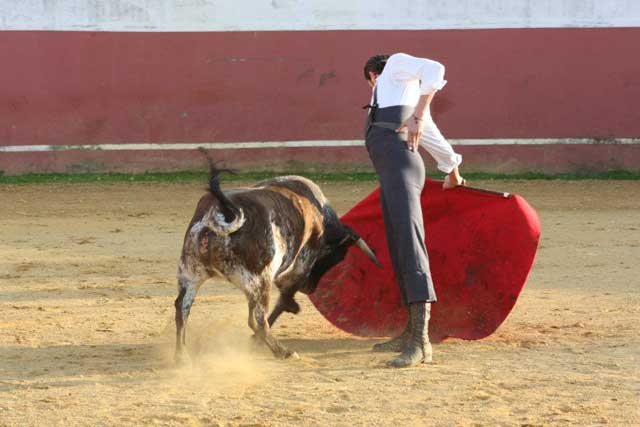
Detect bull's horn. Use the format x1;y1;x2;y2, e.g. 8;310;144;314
207;208;246;235
355;238;382;268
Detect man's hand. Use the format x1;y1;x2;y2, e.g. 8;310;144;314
396;91;434;152
396;116;423;152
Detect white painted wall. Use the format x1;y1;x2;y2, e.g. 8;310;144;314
1;0;639;31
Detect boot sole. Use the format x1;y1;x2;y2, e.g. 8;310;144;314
387;353;433;368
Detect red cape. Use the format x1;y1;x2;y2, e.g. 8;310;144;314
308;179;540;342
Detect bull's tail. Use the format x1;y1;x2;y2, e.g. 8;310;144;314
199;148;246;235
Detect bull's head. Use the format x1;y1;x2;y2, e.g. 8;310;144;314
300;227;381;295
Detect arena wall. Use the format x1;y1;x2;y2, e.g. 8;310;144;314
1;0;639;175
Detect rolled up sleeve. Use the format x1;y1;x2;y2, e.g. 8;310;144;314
387;53;447;95
420;61;447;94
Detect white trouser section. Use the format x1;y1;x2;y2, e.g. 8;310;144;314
419;112;462;174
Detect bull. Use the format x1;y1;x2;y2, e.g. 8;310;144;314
174;162;380;363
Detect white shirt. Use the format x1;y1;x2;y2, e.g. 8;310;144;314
373;53;447;108
370;52;460;173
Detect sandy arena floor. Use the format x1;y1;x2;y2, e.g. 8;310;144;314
0;179;638;427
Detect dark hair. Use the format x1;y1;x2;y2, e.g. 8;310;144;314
363;54;389;81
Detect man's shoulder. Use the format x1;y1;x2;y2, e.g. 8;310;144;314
389;52;442;66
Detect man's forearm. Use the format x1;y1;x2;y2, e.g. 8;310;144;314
399;92;437;152
413;92;435;120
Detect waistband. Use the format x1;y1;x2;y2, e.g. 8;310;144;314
371;105;415;133
372;105;414;124
368;105;415;133
365;104;415;140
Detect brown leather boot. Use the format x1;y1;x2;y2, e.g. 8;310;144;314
372;315;411;352
388;302;432;368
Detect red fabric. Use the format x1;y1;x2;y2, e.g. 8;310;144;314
308;179;541;342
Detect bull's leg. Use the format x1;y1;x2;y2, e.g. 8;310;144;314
267;288;300;328
247;285;299;360
174;275;204;366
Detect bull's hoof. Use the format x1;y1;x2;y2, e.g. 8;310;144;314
174;350;192;367
280;349;300;360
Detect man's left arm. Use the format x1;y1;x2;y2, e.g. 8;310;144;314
396;92;435;151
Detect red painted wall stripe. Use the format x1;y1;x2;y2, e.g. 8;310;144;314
1;28;639;149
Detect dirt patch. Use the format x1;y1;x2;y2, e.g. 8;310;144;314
0;179;638;426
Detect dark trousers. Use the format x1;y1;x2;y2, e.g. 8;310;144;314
365;106;437;304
